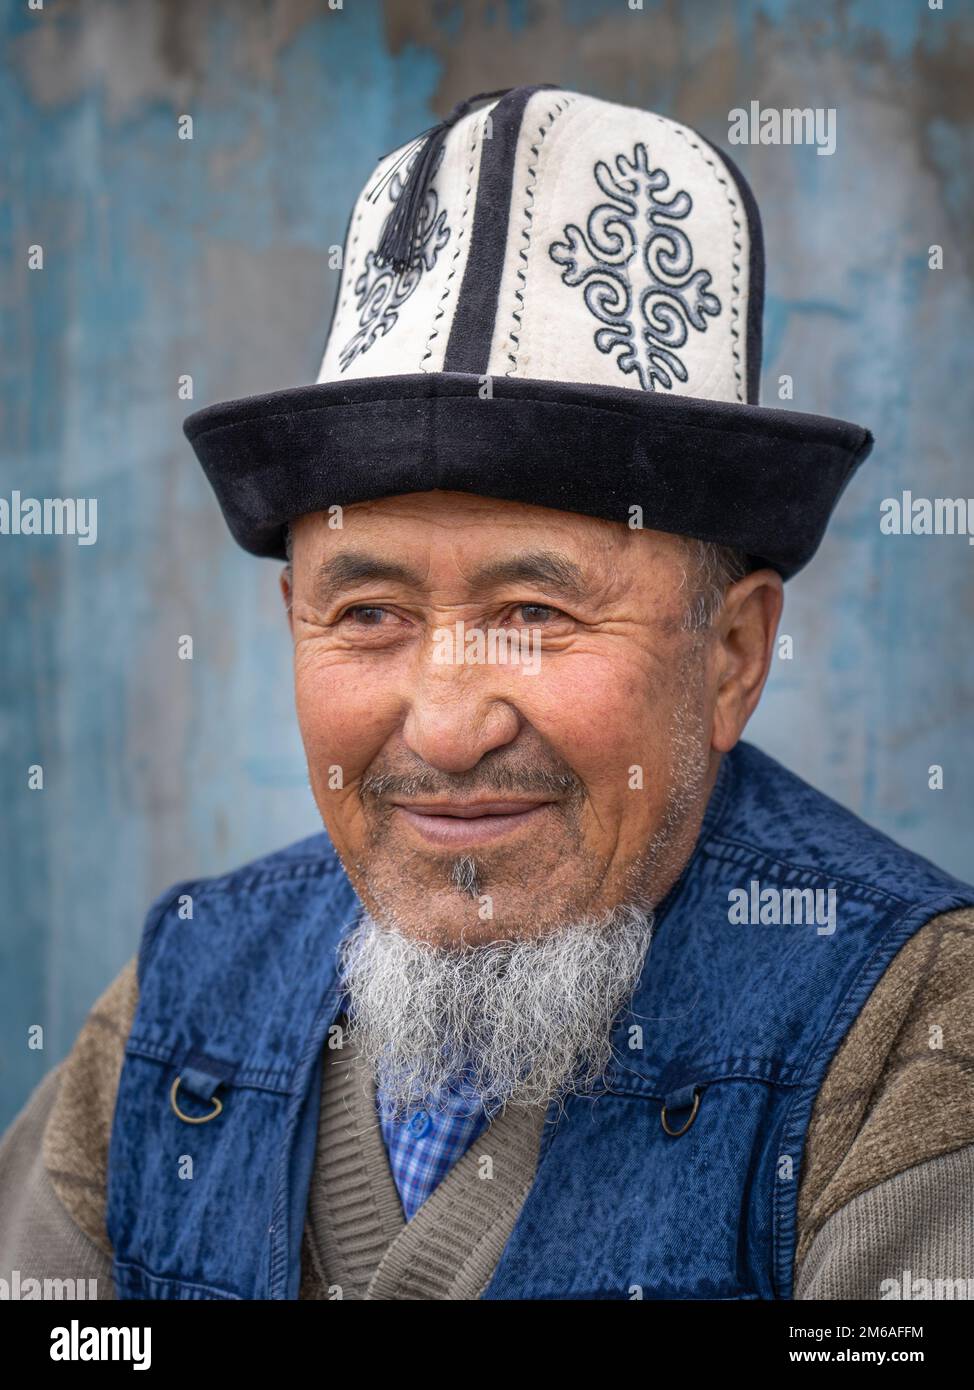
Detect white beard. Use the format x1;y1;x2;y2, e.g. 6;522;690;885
337;903;654;1119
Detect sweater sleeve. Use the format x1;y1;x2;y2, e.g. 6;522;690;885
0;1063;115;1298
794;1145;974;1299
793;906;974;1299
0;954;139;1299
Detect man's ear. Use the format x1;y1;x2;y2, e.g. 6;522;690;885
710;568;783;754
280;566;294;636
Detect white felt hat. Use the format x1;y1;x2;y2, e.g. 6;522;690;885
185;83;873;579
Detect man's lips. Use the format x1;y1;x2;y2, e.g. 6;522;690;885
388;799;555;847
391;799;551;818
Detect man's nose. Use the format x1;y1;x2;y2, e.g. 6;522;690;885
400;650;522;774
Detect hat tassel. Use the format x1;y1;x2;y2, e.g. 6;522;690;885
372;88;515;274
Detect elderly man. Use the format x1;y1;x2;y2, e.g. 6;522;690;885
2;84;973;1303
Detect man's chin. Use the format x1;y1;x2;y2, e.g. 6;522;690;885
353;894;561;948
352;875;628;947
345;843;618;945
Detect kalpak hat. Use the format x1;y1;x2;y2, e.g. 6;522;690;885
184;83;874;580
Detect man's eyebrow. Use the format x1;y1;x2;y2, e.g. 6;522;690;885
310;552;426;606
308;548;589;605
466;552;588;601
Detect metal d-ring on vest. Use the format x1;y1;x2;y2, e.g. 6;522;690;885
170;1075;224;1124
660;1085;701;1137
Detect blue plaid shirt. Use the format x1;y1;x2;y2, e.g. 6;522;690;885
376;1077;490;1222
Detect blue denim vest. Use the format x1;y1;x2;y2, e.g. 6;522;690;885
105;742;974;1299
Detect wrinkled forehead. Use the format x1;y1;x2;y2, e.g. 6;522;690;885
287;491;689;587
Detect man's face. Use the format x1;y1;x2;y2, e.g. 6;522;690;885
284;492;773;946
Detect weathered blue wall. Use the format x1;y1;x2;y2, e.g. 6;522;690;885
2;0;972;1125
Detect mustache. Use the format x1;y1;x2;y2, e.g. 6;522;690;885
359;765;583;802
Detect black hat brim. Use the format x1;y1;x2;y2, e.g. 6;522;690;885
183;371;874;581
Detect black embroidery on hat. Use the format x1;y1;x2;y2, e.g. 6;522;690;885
339;148;450;371
549;143;721;391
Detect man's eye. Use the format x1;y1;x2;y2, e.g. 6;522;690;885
341;606;390;626
511;603;562;624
